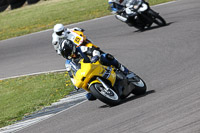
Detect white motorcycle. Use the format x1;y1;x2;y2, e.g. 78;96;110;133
116;0;166;30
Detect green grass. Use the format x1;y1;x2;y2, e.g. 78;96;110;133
0;0;173;41
0;72;74;128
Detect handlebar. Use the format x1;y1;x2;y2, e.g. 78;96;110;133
76;47;91;63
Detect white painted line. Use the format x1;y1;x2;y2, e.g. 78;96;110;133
0;15;113;43
0;114;54;133
51;92;87;106
153;1;177;7
0;69;66;81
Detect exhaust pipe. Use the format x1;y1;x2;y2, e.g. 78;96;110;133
115;15;127;22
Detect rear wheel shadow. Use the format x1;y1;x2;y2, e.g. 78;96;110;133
99;90;156;108
134;22;175;32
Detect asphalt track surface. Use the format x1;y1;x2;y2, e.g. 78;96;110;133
0;0;200;132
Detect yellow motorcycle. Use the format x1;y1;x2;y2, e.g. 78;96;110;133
66;30;146;106
72;54;147;106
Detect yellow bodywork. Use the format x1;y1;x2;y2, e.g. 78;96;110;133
71;30;114;92
73;59;116;92
72;30;99;48
72;30;87;45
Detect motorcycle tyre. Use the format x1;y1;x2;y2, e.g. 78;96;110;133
131;76;147;95
90;83;121;106
148;9;166;26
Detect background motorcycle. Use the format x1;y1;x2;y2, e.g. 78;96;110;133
116;0;166;30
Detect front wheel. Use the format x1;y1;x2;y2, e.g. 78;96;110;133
90;83;120;106
148;9;166;26
131;76;147;95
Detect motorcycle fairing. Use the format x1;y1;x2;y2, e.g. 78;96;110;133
73;59;116;91
114;71;135;98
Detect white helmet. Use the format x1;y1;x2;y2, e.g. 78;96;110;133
53;24;66;37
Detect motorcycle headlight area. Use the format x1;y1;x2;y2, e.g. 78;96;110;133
125;8;134;15
133;5;139;9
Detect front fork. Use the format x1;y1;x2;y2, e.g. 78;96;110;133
97;77;111;92
97;77;124;96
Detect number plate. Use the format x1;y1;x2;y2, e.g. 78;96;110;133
73;36;83;46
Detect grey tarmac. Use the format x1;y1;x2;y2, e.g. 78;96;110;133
0;0;200;132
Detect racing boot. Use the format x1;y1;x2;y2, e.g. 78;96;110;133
118;63;137;79
119;64;129;75
86;93;97;101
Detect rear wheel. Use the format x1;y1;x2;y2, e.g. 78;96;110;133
131;76;147;95
90;83;120;106
148;9;166;26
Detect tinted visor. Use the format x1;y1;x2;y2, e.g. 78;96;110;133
56;30;64;36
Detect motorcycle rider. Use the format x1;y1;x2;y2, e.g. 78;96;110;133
52;23;97;100
108;0;145;27
54;28;132;100
108;0;127;14
52;23;87;55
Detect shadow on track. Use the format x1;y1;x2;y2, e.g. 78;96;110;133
99;90;156;108
120;89;155;104
134;22;174;32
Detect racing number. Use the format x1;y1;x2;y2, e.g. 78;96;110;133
74;36;81;44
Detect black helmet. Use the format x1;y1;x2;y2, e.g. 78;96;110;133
59;39;76;59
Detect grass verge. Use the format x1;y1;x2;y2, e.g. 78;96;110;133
0;0;174;41
0;72;73;128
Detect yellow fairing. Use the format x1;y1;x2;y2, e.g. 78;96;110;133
72;30;99;48
73;60;116;92
88;80;101;88
85;42;98;48
72;30;86;42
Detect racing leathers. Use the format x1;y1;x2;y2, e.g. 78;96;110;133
108;0;127;13
64;41;130;86
52;27;85;55
61;40;130;101
54;33;130;101
108;0;143;25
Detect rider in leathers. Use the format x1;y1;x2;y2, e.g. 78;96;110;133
52;23;87;55
108;0;144;26
52;24;130;100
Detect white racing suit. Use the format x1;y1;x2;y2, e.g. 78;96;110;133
52;27;86;55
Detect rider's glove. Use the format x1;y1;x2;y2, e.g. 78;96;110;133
73;27;85;32
91;56;99;63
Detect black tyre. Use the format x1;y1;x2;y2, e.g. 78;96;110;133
148;9;166;26
131;76;147;95
90;83;120;106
